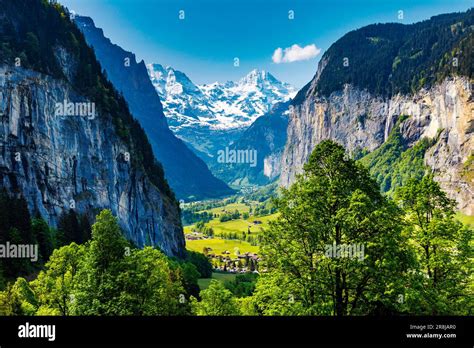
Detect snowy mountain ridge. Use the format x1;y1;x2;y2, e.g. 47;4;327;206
147;64;296;131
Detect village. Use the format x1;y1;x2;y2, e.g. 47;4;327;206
185;231;264;274
182;196;277;275
206;248;263;274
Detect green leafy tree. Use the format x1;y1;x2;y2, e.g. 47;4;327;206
192;280;240;316
2;209;196;316
88;209;127;272
0;278;37;315
250;272;305;315
114;247;190;315
395;175;473;314
252;140;412;315
72;209;128;315
72;210;191;315
30;243;86;315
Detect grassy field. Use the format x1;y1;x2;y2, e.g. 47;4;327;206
197;272;237;290
186;237;259;255
456;212;474;227
184;212;278;236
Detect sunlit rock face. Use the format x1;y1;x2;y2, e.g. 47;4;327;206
281;76;473;214
0;65;185;257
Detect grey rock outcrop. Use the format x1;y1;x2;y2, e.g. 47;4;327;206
281;75;473;214
0;65;185;256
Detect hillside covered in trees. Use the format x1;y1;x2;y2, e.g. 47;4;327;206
293;9;473;103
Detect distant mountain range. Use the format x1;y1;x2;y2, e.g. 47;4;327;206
146;64;295;186
147;65;296;131
75;16;233;201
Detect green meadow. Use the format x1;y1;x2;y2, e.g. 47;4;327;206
186;238;259;255
184;212;278;236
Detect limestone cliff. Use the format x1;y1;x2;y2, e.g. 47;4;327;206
281;77;473;213
0;0;185;256
0;65;185;256
281;10;473;213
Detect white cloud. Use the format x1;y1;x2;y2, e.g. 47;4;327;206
272;48;283;64
272;44;321;64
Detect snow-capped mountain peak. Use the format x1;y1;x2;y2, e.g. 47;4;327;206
147;63;201;97
238;69;274;86
146;64;296;131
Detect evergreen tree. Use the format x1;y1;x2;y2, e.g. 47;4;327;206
11;196;33;244
186;251;212;278
78;213;92;243
57;210;81;246
31;217;54;262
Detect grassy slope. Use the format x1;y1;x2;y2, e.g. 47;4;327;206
186;238;259;255
456;213;474;227
359;116;435;195
184;213;278;235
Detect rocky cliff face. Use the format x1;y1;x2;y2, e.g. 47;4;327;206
0;64;185;256
281;10;473;214
281;75;473;214
217;101;290;187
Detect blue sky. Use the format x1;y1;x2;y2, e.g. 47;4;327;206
60;0;473;88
